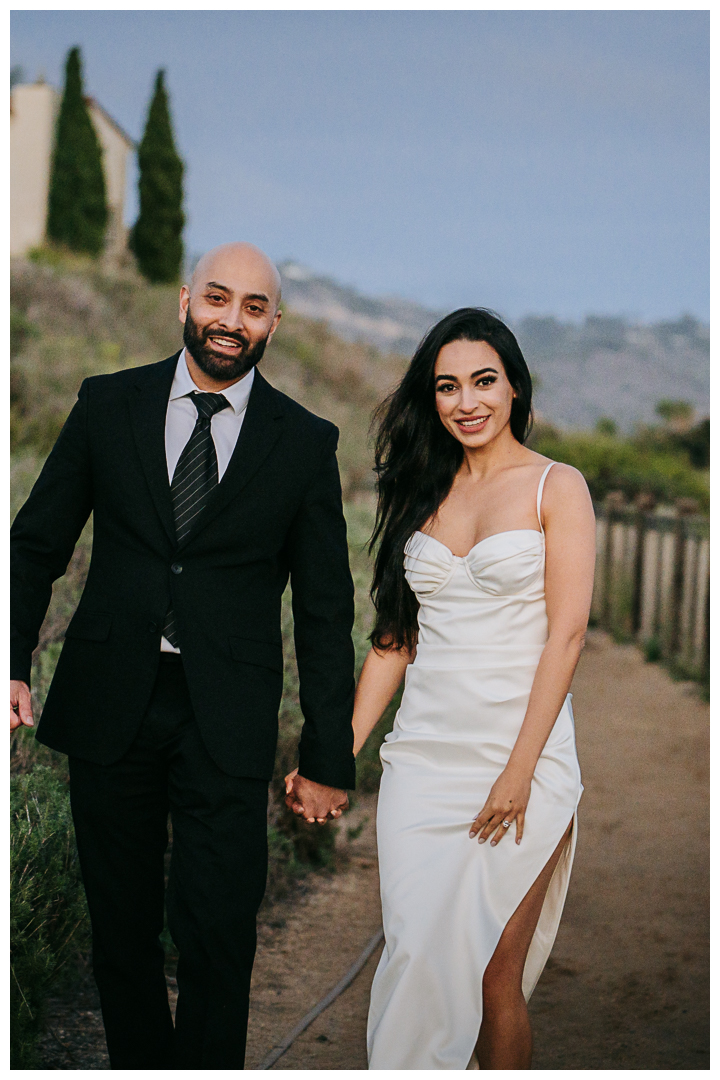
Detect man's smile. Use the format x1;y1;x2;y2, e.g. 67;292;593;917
207;334;245;354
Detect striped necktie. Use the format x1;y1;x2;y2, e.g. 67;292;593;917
162;391;230;648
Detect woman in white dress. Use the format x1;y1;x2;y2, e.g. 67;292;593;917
353;308;596;1069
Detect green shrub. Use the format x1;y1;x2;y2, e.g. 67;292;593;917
530;426;709;510
644;636;662;663
10;767;91;1068
634;416;710;471
10;723;67;782
10;304;37;359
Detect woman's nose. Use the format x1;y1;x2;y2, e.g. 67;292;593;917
459;386;480;412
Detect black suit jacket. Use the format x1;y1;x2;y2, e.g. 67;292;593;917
11;354;356;789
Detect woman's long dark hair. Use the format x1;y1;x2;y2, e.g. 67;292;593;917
369;307;533;651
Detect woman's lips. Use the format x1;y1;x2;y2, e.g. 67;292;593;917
455;414;490;431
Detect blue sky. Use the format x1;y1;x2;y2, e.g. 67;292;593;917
11;10;708;322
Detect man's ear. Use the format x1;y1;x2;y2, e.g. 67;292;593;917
266;307;282;345
179;285;190;325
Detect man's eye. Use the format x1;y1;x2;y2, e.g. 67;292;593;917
208;294;224;303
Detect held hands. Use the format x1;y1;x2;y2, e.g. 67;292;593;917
284;768;349;825
10;681;34;733
469;765;532;847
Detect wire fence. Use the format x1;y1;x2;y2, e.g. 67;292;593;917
591;494;709;682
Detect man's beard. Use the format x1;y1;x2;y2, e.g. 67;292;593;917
183;308;269;382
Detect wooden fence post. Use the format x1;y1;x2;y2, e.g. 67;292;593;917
702;581;710;683
631;493;655;637
602;492;626;634
593;496;707;680
669;498;700;661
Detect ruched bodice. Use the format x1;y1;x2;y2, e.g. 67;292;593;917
368;462;583;1070
404;528;548;650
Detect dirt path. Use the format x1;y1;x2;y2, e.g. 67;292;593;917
245;630;709;1071
529;631;709;1070
244;801;382;1070
38;631;708;1069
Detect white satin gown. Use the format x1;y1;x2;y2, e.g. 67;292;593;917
367;462;582;1070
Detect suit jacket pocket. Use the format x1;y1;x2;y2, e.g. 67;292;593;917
229;636;283;673
64;612;113;642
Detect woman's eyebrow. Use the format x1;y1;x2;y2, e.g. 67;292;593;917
434;367;498;382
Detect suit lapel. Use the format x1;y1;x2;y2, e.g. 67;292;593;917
176;369;284;550
128;353;179;545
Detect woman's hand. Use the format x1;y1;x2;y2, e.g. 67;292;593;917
469;767;532;846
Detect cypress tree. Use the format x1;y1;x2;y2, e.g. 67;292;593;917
130;71;185;283
46;47;108;256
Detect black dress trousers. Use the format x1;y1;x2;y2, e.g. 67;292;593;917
69;655;269;1070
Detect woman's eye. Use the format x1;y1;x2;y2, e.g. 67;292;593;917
477;377;496;387
437;384;456;393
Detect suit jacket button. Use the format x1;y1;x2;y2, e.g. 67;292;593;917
171;563;183;575
149;622;158;633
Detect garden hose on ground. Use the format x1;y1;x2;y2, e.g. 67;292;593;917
258;928;385;1069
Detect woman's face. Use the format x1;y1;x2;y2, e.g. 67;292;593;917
434;339;517;449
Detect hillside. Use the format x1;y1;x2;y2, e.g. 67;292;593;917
279;260;440;357
278;262;709;433
10;253;407;495
11;251;708;515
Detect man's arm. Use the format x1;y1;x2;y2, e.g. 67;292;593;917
285;426;356;801
11;380;94;721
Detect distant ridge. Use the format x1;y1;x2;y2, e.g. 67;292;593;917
279;261;442;356
278;262;709;432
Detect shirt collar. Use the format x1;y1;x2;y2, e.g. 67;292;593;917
169;349;255;416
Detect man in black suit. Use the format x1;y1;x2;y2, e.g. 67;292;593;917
10;242;356;1069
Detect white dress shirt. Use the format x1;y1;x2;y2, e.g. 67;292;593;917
161;349;255;652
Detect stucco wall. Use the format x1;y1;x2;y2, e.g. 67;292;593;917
10;82;133;257
10;83;57;255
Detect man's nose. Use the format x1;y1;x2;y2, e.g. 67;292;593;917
217;302;245;332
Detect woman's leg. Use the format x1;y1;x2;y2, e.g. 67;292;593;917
471;820;573;1070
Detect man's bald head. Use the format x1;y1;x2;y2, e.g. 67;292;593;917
179;242;283;389
188;242;282;311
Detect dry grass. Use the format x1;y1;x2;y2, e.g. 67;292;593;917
10;254;406;478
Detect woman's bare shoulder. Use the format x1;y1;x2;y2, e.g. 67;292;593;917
542;461;594;514
513;450;584;484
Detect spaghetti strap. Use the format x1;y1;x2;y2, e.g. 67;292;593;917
536;462;556;533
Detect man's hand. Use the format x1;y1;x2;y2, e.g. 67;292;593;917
284;769;349;825
10;681;34;733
